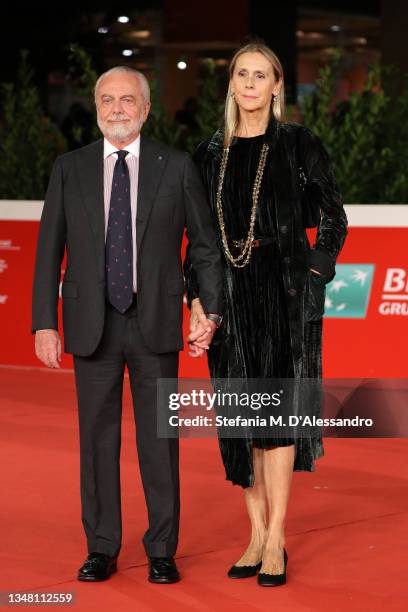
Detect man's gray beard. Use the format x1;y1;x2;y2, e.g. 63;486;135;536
97;117;143;142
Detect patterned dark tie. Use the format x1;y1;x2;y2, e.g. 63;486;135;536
105;150;133;313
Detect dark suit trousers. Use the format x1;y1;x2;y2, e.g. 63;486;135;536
73;297;179;558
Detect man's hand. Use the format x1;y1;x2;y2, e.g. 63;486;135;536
187;298;217;358
35;329;62;368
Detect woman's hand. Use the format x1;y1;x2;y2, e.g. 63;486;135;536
190;298;205;332
187;298;217;357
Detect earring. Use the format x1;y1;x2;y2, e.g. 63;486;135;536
230;91;235;98
273;93;280;101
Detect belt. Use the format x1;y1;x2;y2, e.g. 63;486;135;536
232;237;275;249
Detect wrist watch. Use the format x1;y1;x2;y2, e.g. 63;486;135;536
206;313;223;328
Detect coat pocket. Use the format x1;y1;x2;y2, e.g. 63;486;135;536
305;271;326;322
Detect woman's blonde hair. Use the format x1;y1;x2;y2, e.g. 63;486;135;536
224;42;286;146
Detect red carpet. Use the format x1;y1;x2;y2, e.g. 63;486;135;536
1;365;407;611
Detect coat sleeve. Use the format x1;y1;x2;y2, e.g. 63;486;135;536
183;241;200;309
31;156;66;332
183;139;213;309
182;147;223;314
299;127;348;282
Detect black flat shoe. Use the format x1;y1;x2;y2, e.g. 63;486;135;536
78;552;118;582
258;548;288;587
148;556;180;584
227;561;262;579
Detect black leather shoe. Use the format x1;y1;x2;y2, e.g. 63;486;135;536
148;556;180;584
227;561;262;579
258;548;288;587
78;552;118;582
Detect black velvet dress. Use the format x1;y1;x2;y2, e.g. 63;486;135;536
206;134;295;449
184;118;348;487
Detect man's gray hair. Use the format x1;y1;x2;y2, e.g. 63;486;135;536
94;66;150;103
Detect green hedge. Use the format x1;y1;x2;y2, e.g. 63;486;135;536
1;48;407;203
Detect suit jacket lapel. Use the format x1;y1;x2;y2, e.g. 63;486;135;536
136;134;167;254
75;135;167;280
76;139;105;281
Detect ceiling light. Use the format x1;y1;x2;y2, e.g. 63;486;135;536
177;61;187;70
118;16;130;23
122;49;133;57
98;27;109;34
330;25;341;32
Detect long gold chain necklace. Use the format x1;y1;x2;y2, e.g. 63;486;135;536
216;142;269;268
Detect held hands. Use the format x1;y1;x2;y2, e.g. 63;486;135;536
187;298;217;358
35;329;62;368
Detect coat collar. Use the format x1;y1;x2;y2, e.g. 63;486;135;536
207;114;280;156
136;133;168;253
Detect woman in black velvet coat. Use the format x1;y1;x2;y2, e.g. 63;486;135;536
184;42;347;585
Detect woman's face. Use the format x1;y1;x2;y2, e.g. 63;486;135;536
230;51;281;115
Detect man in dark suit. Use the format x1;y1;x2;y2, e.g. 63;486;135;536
32;66;223;584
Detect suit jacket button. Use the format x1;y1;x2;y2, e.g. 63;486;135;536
280;225;288;234
288;288;297;296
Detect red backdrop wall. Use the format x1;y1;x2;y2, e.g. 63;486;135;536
0;204;407;378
